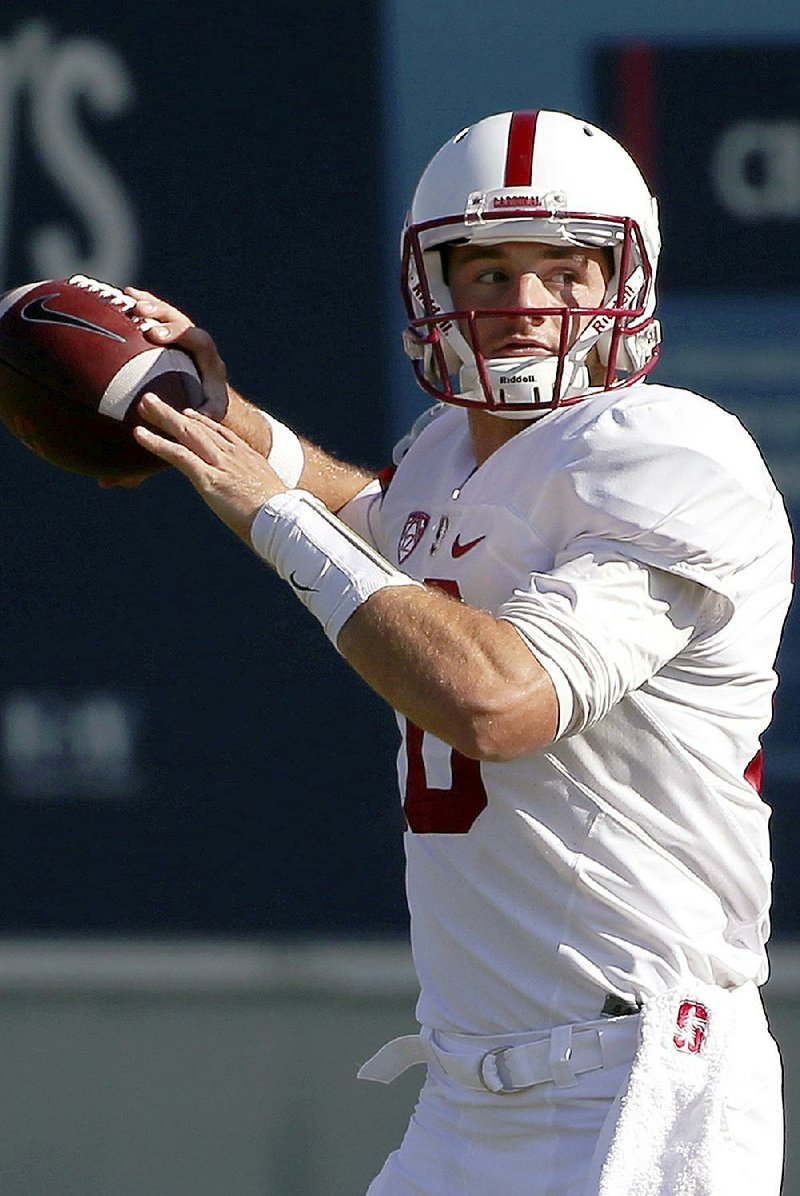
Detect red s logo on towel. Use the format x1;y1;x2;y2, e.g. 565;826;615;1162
673;1001;708;1054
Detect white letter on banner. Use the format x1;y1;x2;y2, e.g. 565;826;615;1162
29;24;140;282
0;20;140;289
711;119;800;219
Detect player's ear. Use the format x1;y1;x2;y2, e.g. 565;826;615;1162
587;346;606;386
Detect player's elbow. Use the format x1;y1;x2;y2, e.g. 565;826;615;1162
455;718;548;763
451;722;519;763
449;681;558;762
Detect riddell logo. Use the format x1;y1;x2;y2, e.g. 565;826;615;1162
410;282;452;334
672;1000;708;1054
586;276;640;337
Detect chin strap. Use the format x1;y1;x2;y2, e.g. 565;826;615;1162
459;356;591;416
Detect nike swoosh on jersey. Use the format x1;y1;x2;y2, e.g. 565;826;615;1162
289;571;318;593
21;293;127;343
451;534;486;558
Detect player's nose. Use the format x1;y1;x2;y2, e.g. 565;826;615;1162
514;271;556;310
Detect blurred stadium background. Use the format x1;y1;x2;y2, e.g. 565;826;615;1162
0;1;799;1191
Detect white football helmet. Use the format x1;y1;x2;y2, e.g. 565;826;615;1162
401;110;662;416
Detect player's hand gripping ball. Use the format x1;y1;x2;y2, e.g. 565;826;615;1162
0;274;204;479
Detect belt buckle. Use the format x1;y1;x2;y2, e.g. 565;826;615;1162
478;1046;517;1095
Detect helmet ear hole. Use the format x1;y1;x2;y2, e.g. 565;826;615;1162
601;247;615;282
440;244;454;287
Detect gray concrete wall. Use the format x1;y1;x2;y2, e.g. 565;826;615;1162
0;939;795;1195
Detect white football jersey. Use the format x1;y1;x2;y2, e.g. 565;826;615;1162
343;382;793;1035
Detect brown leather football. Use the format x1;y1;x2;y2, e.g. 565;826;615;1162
0;274;204;478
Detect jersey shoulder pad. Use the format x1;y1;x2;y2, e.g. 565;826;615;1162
544;385;791;598
392;403;450;464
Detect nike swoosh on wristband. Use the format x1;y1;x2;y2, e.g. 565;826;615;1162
21;293;127;343
289;571;319;593
451;534;486;558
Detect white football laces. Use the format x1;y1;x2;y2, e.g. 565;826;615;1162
68;274;160;333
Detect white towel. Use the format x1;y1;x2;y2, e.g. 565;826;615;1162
593;982;740;1196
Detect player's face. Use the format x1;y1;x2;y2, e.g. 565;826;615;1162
447;241;611;359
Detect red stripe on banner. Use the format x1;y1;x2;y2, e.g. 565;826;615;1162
620;42;657;188
504;111;538;187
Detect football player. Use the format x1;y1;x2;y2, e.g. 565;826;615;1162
129;110;792;1195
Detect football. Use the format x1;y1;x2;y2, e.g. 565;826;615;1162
0;274;204;479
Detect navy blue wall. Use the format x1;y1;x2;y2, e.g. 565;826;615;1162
0;5;408;934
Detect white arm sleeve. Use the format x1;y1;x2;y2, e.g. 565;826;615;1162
258;410;305;487
498;545;727;739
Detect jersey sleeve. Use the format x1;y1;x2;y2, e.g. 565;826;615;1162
498;549;722;738
499;389;788;739
540;391;784;607
391;402;449;464
335;478;384;549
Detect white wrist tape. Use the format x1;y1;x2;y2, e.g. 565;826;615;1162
261;412;305;488
250;489;422;645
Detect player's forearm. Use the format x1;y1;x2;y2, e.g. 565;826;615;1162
222;387;374;512
337;586;559;761
298;445;375;515
246;486;559;760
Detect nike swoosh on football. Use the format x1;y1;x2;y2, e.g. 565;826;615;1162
21;293;127;343
289;571;319;593
451;534;486;558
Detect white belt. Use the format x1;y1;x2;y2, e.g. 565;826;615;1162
358;1018;639;1096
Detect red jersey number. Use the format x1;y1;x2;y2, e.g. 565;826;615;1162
402;577;488;834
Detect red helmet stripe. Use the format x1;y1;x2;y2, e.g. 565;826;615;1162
504;110;539;186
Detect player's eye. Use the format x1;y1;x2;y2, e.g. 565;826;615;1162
549;270;580;286
475;268;508;285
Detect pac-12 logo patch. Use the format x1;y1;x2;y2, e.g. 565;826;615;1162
398;511;430;563
673;1000;708;1054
